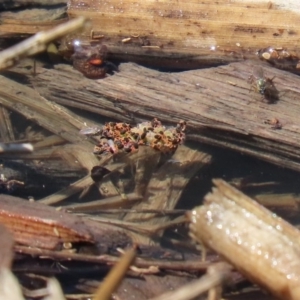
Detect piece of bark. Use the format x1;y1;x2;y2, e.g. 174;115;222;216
29;60;300;172
64;0;300;70
0;194;137;253
0;194;94;249
189;179;300;300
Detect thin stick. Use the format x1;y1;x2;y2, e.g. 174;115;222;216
14;245;210;272
39;175;93;205
0;17;88;70
93;247;137;300
65;193;143;212
70;208;188;214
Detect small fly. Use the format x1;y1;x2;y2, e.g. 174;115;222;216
248;66;278;102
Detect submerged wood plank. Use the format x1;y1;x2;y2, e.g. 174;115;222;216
30;59;300;171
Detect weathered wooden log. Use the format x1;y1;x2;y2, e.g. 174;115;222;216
26;59;300;172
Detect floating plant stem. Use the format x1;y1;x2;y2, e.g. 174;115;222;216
188;179;300;300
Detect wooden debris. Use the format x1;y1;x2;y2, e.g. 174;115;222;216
29;60;300;172
65;192;142;212
93;247;137;300
0;194;94;249
123;144;211;243
0;16;87;70
0;106;15;142
188;179;300;300
15;244;210;272
39;175;95;205
64;0;300;70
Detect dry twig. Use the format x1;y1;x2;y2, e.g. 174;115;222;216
0;16;87;70
93;247;137;300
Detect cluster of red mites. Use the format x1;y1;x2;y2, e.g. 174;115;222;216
93;118;186;155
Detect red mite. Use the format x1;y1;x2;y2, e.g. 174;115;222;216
88;58;104;66
71;42;118;79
